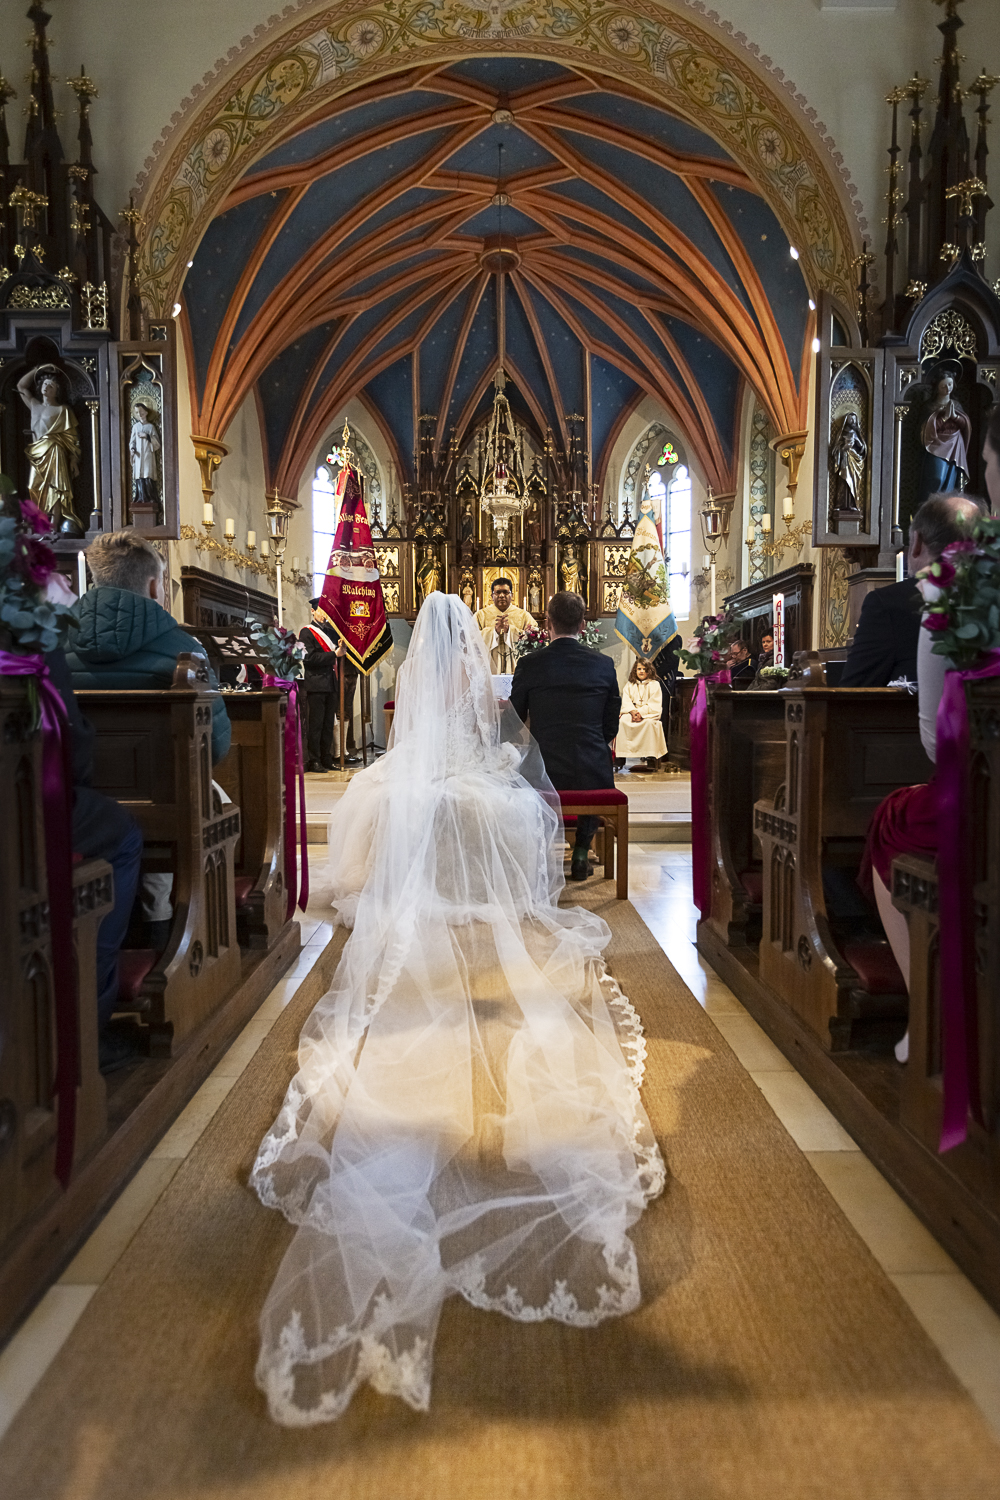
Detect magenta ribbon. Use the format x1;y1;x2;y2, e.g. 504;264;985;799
263;676;310;919
933;649;1000;1152
690;669;731;918
0;652;78;1186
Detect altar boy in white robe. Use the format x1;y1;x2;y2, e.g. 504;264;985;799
475;576;538;673
616;658;666;771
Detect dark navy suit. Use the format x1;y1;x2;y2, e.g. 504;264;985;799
840;578;921;687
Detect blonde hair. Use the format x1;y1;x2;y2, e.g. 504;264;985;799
86;528;164;595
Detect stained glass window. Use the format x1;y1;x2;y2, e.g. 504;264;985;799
657;441;679;467
312;463;340;597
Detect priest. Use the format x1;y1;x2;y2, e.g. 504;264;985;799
475;577;538;673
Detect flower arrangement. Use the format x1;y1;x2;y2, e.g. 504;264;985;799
678;609;746;678
513;619;607;659
918;515;1000;669
0;491;78;654
513;624;549;658
247;618;306;680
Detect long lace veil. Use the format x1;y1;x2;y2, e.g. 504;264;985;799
251;592;664;1425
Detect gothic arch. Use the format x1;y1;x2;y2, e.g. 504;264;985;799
134;0;860;321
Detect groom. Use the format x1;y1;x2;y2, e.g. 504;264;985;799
510;590;620;881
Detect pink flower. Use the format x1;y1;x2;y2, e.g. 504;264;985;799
710;649;722;662
922;611;951;632
19;498;52;534
942;539;977;557
45;571;76;607
929;556;956;586
16;535;56;586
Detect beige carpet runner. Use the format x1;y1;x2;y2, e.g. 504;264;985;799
2;884;999;1499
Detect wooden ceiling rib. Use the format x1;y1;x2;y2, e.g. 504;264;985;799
186;63;811;492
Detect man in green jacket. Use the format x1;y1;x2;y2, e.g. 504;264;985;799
67;528;231;762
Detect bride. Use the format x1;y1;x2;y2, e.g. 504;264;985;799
251;592;664;1426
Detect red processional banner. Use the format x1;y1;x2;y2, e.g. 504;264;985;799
318;465;393;674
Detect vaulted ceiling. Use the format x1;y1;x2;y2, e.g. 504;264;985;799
181;56;814;497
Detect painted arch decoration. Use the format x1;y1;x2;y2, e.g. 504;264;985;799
137;0;858;319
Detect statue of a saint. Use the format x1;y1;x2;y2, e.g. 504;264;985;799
16;364;83;536
129;401;161;515
460;573;476;610
527;568;543;616
559;543;585;597
829;411;867;517
921;366;971;503
416;545;442;603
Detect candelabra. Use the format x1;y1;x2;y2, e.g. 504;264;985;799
180;505;277;585
746;500;812;563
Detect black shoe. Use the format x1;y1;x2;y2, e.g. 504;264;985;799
613;759;625;771
320;759;336;770
345;753;362;766
305;759;324;773
570;848;591;882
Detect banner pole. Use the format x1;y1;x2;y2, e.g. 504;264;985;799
339;651;345;770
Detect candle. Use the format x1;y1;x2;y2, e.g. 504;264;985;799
746;520;756;544
703;553;711;570
77;550;87;597
292;557;299;572
260;538;270;557
203;502;214;527
761;514;772;534
782;495;794;520
247;530;256;549
896;551;905;582
224;518;235;539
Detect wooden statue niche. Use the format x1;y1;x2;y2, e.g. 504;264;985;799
110;326;179;540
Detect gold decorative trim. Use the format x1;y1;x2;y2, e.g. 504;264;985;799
133;0;857;317
920;308;978;363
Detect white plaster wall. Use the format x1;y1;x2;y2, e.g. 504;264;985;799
29;0;1000;282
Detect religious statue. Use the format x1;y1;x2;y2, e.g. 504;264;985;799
416;544;442;602
460;494;476;543
460;571;476;610
559;542;586;597
829;411;867;517
475;576;537;673
16;364;83;537
129;401;161;515
527;567;543;616
920;364;971;505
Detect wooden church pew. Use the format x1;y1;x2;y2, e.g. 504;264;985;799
213;685;288;948
705;686;787;949
0;676;112;1254
753;685;932;1051
75;655;242;1056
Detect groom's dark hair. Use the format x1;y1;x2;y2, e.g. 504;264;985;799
547;591;586;633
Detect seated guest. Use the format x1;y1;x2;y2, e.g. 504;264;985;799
67;528;231;951
756;631;775;671
616;658;666;772
67;528;231;761
300;600;343;772
840;492;986;687
510;590;620;882
475;576;538;673
727;639;754;682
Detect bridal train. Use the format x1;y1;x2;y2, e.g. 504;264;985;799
251;593;664;1426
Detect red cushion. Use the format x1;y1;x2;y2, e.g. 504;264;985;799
739;869;764;904
118;949;157;1004
383;699;395;710
841;940;906;995
557;789;628;807
233;876;255;909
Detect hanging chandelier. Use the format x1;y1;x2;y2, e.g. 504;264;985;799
479;369;530;546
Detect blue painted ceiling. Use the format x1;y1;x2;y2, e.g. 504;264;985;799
183;56;812;488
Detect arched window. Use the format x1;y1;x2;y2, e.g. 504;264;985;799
312;462;340;598
644;465;691;620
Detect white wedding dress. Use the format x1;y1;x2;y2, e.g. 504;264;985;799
251;593;665;1426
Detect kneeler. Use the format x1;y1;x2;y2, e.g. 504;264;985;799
558;788;629;900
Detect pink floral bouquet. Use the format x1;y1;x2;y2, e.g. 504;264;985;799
678;608;746;678
918;514;1000;670
0;491;78;653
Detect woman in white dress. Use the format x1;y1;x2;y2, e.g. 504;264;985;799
617;659;666;770
251;592;664;1426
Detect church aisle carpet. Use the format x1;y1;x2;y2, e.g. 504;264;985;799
2;884;999;1500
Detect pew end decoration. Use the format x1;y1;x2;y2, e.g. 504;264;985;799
0;496;77;656
513;624;549;659
919;515;1000;668
680;607;746;918
246;621;305;681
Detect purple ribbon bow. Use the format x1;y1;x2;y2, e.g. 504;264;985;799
0;651;77;1186
690;670;731;919
934;649;1000;1152
263;676;309;917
